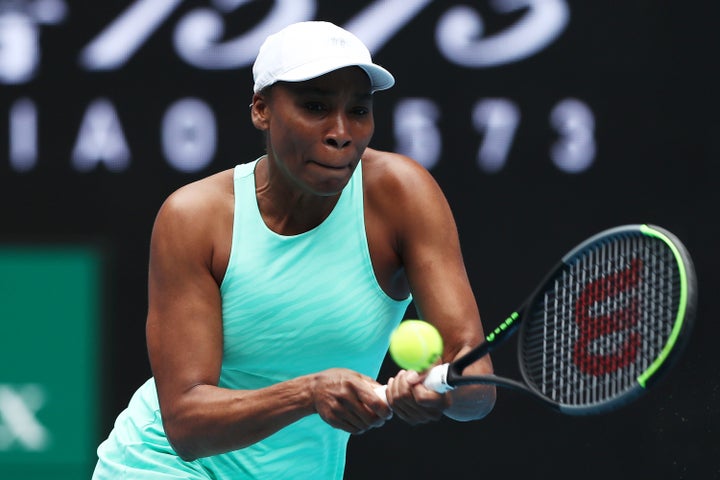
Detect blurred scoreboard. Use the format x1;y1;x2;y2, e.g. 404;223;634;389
1;0;599;177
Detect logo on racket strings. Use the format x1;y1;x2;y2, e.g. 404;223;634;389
573;259;642;376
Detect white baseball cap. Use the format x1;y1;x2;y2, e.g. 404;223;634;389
252;21;395;93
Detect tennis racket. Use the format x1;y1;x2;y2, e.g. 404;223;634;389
377;224;697;415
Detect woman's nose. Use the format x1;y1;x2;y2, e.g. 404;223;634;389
324;113;352;149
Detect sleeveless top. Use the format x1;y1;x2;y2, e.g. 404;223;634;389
197;158;412;478
93;158;410;479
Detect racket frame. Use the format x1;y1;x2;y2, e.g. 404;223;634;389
424;224;697;415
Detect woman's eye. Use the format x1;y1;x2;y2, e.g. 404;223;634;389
305;102;325;112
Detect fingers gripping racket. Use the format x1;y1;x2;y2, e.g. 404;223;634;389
380;224;697;415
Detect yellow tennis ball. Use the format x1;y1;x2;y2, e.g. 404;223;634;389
389;320;443;371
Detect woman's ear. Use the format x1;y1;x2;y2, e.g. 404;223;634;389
250;93;270;131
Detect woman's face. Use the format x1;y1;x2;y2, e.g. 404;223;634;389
256;67;375;196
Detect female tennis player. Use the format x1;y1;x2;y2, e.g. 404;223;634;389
92;21;495;479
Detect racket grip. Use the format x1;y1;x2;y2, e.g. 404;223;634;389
373;363;453;404
424;363;454;393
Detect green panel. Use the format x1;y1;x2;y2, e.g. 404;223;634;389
0;247;102;479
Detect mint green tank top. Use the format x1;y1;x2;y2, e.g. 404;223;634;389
199;158;411;478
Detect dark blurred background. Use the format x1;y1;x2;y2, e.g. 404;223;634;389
0;1;717;478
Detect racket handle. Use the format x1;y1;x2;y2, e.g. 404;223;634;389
424;363;454;393
373;363;454;404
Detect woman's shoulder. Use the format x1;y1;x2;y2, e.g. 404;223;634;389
361;147;442;201
153;168;235;235
361;147;418;171
164;169;234;212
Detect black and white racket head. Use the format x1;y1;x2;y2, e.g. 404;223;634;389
517;224;697;415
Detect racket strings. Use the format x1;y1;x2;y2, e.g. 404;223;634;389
521;234;681;408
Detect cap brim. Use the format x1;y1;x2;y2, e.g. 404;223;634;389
275;59;395;92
